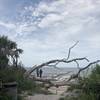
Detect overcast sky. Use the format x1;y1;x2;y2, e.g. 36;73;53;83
0;0;100;67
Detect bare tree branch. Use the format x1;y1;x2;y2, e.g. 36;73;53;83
32;77;57;84
67;60;100;81
66;41;79;60
24;65;37;78
31;76;79;88
23;42;100;88
74;60;80;69
25;60;100;88
47;62;60;69
78;60;100;75
24;57;89;78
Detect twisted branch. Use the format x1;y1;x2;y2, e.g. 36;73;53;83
66;41;79;60
24;42;100;88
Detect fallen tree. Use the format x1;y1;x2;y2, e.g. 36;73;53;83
24;42;100;87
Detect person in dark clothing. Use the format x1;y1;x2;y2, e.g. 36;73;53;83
39;69;43;78
36;68;39;77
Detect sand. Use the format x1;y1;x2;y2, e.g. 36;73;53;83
26;94;60;100
26;86;68;100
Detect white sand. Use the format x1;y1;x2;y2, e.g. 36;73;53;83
26;94;60;100
48;86;68;94
26;74;70;100
26;86;68;100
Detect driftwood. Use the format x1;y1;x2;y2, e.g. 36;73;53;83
24;57;89;77
24;42;100;87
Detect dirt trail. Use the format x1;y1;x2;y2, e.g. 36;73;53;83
26;86;68;100
27;94;60;100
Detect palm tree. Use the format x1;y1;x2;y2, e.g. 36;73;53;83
0;36;11;68
13;48;23;67
0;35;23;68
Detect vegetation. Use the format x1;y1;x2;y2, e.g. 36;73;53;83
0;36;44;100
0;66;46;100
60;64;100;100
1;35;100;100
0;35;23;68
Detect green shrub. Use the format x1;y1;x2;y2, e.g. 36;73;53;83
0;66;42;93
64;64;100;100
59;97;65;100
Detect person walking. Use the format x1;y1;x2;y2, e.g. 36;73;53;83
39;69;43;78
36;68;39;77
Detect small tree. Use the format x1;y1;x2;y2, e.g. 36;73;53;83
0;35;23;68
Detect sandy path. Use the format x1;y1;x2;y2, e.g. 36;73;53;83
26;86;68;100
48;86;68;95
27;94;60;100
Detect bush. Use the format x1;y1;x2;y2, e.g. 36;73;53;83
59;97;65;100
63;64;100;100
0;66;43;100
0;67;25;82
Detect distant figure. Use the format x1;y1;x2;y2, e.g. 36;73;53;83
39;69;43;78
36;68;39;77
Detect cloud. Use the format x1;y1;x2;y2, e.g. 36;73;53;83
0;0;100;66
0;21;16;29
38;13;63;28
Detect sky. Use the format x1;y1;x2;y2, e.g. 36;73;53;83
0;0;100;67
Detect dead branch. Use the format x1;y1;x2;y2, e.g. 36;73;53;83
23;42;100;88
24;41;89;78
25;60;100;88
24;57;89;78
31;76;79;88
32;77;56;84
74;60;80;69
24;65;37;78
66;41;79;60
67;60;100;81
78;60;100;75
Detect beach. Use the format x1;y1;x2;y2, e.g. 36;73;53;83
26;86;68;100
25;67;78;100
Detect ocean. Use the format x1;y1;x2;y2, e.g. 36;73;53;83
30;67;79;78
26;67;92;78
